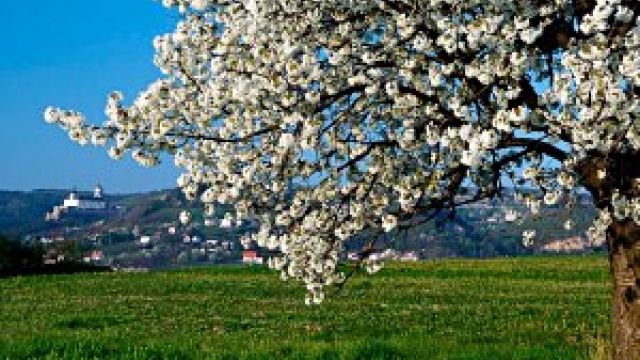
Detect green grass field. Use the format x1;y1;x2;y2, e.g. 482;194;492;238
0;256;611;359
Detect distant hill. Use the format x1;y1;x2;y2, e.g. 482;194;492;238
0;189;70;236
0;188;183;237
0;188;247;269
0;188;602;268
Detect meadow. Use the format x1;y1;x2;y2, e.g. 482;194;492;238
0;256;611;359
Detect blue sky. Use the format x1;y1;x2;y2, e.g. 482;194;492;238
0;1;183;193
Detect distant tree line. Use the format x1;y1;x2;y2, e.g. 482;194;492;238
0;235;110;277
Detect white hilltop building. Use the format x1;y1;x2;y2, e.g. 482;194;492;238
46;184;111;221
63;184;107;210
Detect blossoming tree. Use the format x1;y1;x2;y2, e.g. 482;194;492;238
46;0;640;357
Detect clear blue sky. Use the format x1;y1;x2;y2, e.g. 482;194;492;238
0;1;183;193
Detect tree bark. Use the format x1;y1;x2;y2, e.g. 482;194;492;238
609;221;640;360
575;153;640;359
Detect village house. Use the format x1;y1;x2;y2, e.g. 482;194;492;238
83;250;104;263
242;249;263;265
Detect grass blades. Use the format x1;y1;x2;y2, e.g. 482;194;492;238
0;255;610;359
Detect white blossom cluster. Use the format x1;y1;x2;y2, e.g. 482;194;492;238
46;0;640;302
586;209;612;248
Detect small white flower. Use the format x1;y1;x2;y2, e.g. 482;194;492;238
563;219;574;230
190;0;210;11
528;199;541;215
220;216;233;228
201;189;216;203
509;107;527;123
385;82;399;96
91;130;108;146
460;150;480;167
278;133;295;149
108;147;124;160
557;172;574;188
504;209;518;222
520;27;543;44
381;214;398;232
347;74;367;86
403;128;416;142
179;210;191;225
522;229;536;247
479;130;498;149
43;107;60;124
543;191;560;205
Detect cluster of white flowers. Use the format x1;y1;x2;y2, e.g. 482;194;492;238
504;209;519;222
46;0;640;302
586;209;612;248
611;190;640;224
522;229;536;247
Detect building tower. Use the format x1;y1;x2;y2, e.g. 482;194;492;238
94;184;103;199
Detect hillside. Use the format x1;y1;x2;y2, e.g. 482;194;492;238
0;188;235;238
0;188;251;269
0;188;602;269
0;189;70;236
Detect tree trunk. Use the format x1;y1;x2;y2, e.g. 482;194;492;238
609;221;640;360
576;152;640;358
